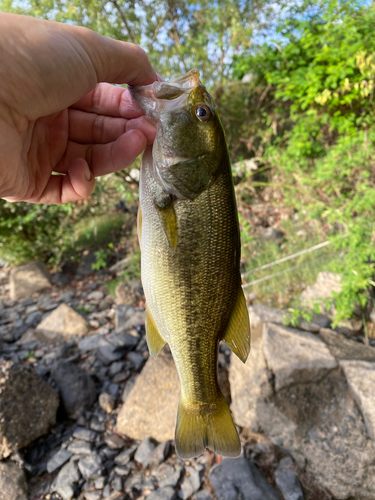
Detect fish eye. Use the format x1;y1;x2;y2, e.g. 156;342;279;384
195;105;212;122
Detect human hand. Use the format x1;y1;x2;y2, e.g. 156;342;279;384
0;13;157;204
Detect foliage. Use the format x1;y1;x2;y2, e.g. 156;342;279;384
235;0;375;322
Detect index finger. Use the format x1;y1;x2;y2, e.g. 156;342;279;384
71;83;143;119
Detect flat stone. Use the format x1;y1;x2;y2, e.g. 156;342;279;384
47;448;72;473
193;491;212;500
114;445;137;466
79;334;103;353
87;290;104;301
148;440;171;467
263;323;337;391
179;466;202;499
36;303;89;340
274;458;304;500
114;465;130;476
134;437;158;467
97;341;126;365
120;310;146;331
115;282;142;306
147;487;177;500
0;462;28;500
72;427;98;442
105;433;126;449
159;469;182;489
112;476;123;491
51;362;97;419
54;461;81;500
52;272;70;286
249;304;287;330
116;349;180;441
84;492;102;500
0;361;59;458
116;304;136;331
78;453;102;479
210;457;280;500
340;360;375;440
127;351;145;371
67;440;92;455
99;392;115;414
320;328;375;362
9;260;52;301
106;332;139;349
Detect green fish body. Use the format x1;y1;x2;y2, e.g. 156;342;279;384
129;70;250;459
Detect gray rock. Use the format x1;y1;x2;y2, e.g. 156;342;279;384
99;392;115;413
54;461;81;500
105;433;126;449
340;360;375;440
25;310;43;326
263;323;337;391
116;349;180;441
114;465;130;476
9;260;52;301
249;304;287;330
94;477;106;489
127;351;145;371
67;440;92;455
72;427;98;442
159;469;182;489
0;462;28;500
47;448;72;473
193;491;212;500
179;466;202;499
210;457;280;500
274;458;304;500
36;303;89;340
87;290;104;301
120;310;146;331
76;252;98;277
320;328;375;362
106;331;139;349
134;437;158;467
57;291;75;304
0;361;59;458
114;445;137;466
84;492;101;500
51;362;96;419
79;334;104;353
148;440;171;467
116;304;136;331
52;272;70;286
122;375;137;402
261;227;285;242
97;341;126;365
147;487;177;500
111;476;123;491
78;453;102;479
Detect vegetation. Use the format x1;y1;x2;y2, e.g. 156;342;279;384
1;0;375;323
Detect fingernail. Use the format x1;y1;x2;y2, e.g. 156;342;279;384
84;166;92;181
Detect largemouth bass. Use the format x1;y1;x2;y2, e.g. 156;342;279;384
129;70;250;459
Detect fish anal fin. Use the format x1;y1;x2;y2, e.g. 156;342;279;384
137;206;142;246
157;203;178;249
175;395;241;459
146;307;166;357
222;287;251;363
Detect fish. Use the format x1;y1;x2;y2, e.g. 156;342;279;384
129;69;250;459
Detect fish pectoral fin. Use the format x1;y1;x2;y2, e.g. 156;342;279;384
222;286;251;363
137;206;142;246
157;203;178;249
175;395;241;459
146;307;166;357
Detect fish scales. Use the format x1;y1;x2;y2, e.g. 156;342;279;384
130;70;250;459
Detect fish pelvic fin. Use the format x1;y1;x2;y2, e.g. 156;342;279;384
175;395;241;459
145;307;166;357
222;286;251;363
157;203;178;249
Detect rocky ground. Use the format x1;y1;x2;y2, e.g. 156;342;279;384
1;257;375;500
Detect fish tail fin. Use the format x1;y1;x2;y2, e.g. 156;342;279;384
175;394;241;459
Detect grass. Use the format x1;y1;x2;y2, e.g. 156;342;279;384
240;218;341;310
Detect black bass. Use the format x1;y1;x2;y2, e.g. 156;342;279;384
129;70;250;459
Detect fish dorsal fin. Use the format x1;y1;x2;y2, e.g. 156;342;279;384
157;203;178;249
146;307;166;357
137;206;142;246
222;287;251;363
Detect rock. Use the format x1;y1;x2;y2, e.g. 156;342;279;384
274;458;304;500
319;328;375;362
263;323;337;391
111;475;123;491
0;361;59;458
9;260;52;301
79;334;103;353
51;362;97;419
127;351;145;370
301;272;342;307
116;349;180;441
116;304;135;330
340;360;375;440
84;492;101;500
53;460;81;500
67;440;92;455
114;445;137;466
159;469;182;489
87;290;104;301
106;331;139;349
76;252;98;277
179;466;202;499
148;440;171;467
78;452;102;479
47;448;72;473
97;341;126;365
99;393;115;413
193;491;211;500
115;282;142;305
261;227;285;242
119;310;146;332
72;427;98;442
210;457;281;500
105;433;126;449
52;272;70;286
134;437;158;467
147;487;177;500
0;462;28;500
36;303;89;340
249;304;287;329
